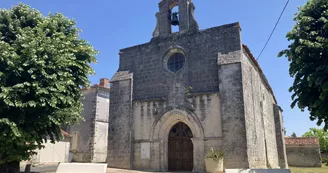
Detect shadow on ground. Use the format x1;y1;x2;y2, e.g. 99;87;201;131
20;164;58;173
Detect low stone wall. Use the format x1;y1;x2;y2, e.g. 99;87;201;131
285;137;322;167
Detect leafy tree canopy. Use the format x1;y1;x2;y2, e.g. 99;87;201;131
0;4;97;164
278;0;328;129
303;128;328;152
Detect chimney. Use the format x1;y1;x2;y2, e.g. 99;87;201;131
99;78;109;88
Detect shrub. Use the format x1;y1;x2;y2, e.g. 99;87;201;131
205;148;224;161
322;157;328;166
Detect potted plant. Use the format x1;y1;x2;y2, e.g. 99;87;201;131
205;147;224;173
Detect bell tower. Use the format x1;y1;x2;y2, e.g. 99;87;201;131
153;0;199;37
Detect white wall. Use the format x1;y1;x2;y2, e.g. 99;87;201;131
33;141;70;164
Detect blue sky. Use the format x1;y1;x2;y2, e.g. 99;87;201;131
0;0;319;136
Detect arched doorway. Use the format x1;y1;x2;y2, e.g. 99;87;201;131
168;122;193;171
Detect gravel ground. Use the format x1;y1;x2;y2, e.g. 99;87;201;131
20;164;195;173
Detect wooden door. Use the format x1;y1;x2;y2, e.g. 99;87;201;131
168;122;193;171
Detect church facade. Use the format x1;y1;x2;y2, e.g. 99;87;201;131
107;0;288;172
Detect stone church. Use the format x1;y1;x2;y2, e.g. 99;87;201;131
107;0;288;172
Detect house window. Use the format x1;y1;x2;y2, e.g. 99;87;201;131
167;53;185;72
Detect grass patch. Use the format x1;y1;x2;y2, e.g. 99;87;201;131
290;165;328;173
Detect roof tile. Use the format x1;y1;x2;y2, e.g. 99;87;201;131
285;137;319;145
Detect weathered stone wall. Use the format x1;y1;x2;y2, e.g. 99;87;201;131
286;145;322;167
154;0;199;37
133;100;167;143
70;89;96;162
107;77;133;169
109;17;285;170
132;94;222;171
109;23;242;171
133;94;222;141
274;105;288;168
132;99;167;171
69;88;109;163
118;23;241;101
241;49;279;168
218;58;249;169
92;89;110;163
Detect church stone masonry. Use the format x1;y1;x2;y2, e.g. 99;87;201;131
107;0;288;172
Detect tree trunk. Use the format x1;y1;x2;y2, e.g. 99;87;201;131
24;164;31;173
0;161;20;173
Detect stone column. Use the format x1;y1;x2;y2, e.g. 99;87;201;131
217;50;249;169
179;0;199;33
107;71;133;169
158;0;171;37
178;0;189;33
191;138;205;172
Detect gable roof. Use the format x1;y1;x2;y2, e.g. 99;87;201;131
60;129;71;137
80;84;110;91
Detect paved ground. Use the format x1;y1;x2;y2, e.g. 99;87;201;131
20;164;193;173
108;168;192;173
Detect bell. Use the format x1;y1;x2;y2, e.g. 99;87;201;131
171;12;179;26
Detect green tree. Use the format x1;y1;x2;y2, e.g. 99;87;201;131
0;4;97;172
278;0;328;129
291;132;297;137
303;128;328;152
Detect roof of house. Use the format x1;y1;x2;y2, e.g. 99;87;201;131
91;84;111;90
80;84;110;91
285;137;319;145
242;44;277;104
60;129;71;137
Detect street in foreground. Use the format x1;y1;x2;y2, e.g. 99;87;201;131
21;164;328;173
20;164;195;173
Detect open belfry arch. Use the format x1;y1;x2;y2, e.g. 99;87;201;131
107;0;288;172
153;0;199;37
